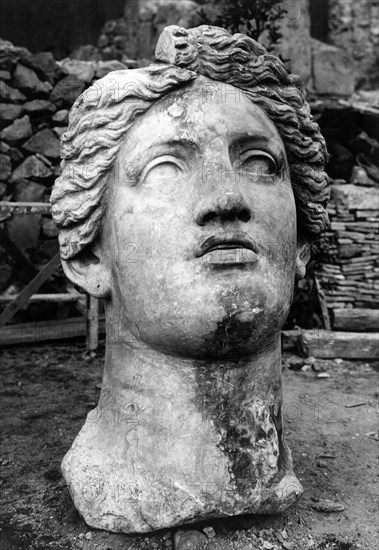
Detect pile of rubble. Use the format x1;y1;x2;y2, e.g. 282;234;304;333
0;39;135;292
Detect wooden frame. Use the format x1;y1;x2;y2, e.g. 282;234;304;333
0;201;99;351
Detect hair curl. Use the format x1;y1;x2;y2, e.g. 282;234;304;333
51;25;329;260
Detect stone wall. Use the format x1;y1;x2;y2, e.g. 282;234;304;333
0;39;133;295
328;0;379;89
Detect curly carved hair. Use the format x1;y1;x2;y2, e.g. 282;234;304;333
51;25;329;260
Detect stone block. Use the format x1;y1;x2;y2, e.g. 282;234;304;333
8;154;53;183
70;44;101;62
94;60;129;79
13;179;46;202
0;115;32;145
311;39;355;96
50;75;86;106
52;109;69;125
0;39;30;71
0;153;11;181
23;51;58;84
0;141;10;153
22;128;60;160
0;103;25;128
23;100;57;116
12;63;52;96
58;58;95;83
52;127;66;138
0;70;11;81
270;0;312;86
0;81;26;103
9;147;24;166
7;214;41;251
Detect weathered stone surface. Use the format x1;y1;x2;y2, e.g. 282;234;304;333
22;128;60;159
58;58;95;83
41;217;59;238
0;153;11;181
7;214;41;251
0;115;32;145
272;0;312;87
13;179;46;202
311;39;355;96
0;70;11;81
52;127;67;138
9;147;24;166
0;81;26;103
9;154;53;184
328;0;379;88
0;103;25;128
50;75;86;106
174;530;208;550
23;51;58;84
0;182;7;199
12;63;52;96
94;60;129;79
23;99;56;116
0;38;30;71
52;109;69;125
70;44;101;62
51;25;329;534
0;141;10;154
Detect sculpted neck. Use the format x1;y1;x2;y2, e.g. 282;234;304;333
102;317;283;439
62;316;300;533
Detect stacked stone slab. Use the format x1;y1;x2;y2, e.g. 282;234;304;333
0;39;134;293
316;175;379;327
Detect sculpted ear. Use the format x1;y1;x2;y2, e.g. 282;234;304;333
295;241;311;280
61;244;111;299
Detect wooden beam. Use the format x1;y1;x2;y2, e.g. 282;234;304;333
333;309;379;332
0;201;52;216
0;253;62;327
0;293;85;305
0;316;106;346
300;329;379;360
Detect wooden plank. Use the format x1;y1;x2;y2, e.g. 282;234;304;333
86;295;99;353
0;201;52;216
0;293;84;305
333;309;379;332
0;253;61;327
300;330;379;360
0;316;106;346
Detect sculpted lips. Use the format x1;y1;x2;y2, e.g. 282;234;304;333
196;234;259;265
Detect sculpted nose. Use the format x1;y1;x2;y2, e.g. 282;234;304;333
194;187;252;226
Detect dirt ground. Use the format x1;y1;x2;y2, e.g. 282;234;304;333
0;342;378;550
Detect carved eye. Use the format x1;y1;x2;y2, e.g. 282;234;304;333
140;156;182;186
239;151;277;179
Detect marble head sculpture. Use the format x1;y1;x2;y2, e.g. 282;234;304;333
51;25;329;533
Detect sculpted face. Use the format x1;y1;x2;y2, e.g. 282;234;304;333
102;76;298;358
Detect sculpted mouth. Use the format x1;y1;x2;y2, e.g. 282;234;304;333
196;235;259;265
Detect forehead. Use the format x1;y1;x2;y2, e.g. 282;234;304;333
120;76;283;153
